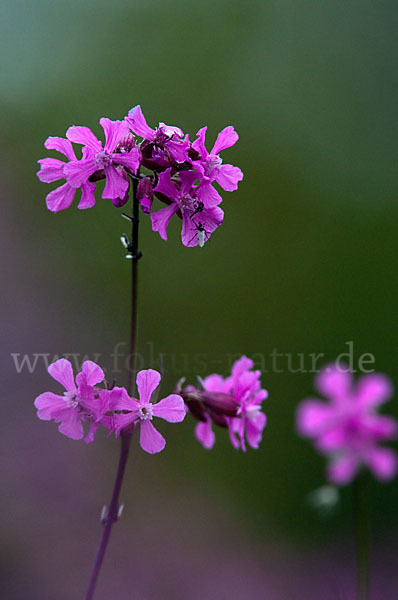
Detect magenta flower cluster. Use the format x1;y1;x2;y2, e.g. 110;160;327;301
180;356;268;451
34;359;185;453
35;355;268;453
296;365;398;485
37;106;243;247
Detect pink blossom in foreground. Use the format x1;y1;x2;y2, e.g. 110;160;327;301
151;168;224;247
125;105;190;167
296;365;398;485
37;137;97;212
112;369;186;454
64;118;140;205
181;356;268;451
34;359;111;442
192;125;243;204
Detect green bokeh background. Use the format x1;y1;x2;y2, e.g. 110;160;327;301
2;0;398;597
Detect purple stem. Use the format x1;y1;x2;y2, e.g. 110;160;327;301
84;176;140;600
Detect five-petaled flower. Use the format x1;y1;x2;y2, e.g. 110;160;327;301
296;365;398;485
151;168;224;247
64;118;140;206
112;369;186;454
181;355;268;451
34;359;111;442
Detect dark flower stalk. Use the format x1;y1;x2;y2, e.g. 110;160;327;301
84;176;141;600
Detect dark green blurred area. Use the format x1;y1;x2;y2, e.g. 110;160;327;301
2;0;398;550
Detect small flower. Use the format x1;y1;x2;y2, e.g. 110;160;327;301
125;105;190;167
63;118;140;206
151;168;224;247
181;356;268;451
34;359;111;442
192;125;243;205
296;365;398;485
112;369;186;454
37;137;96;212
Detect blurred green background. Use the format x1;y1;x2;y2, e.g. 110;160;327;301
2;1;398;598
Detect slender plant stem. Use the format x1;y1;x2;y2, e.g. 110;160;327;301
354;473;371;600
127;175;140;396
84;177;141;600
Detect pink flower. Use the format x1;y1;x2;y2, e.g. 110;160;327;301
181;356;268;451
34;359;111;443
111;369;186;454
62;118;140;205
192;125;243;205
125;105;190;167
296;365;398;485
37;137;97;212
151;168;224;247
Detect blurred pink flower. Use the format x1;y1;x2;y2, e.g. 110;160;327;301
296;365;398;485
112;369;186;454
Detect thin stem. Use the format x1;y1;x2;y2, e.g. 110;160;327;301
84;179;141;600
354;472;371;600
84;432;132;600
127;175;140;396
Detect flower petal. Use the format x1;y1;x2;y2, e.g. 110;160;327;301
154;168;179;201
152;394;186;422
296;399;334;438
327;453;359;486
126;105;155;141
34;392;65;420
37;158;65;183
48;359;76;391
216;164;243;192
315;365;353;401
58;410;84;440
211;126;239;155
365;447;398;481
45;136;76;161
112;147;140;173
102;164;129;200
46;183;76;213
64;158;97;188
165;139;190;163
136;369;161;404
195;417;215;449
139;420;166;454
79;361;105;387
100;118;129;153
151;204;179;241
357;373;394;408
246;411;267;449
192;126;208;158
196;182;223;207
66;126;102;153
78;182;96;209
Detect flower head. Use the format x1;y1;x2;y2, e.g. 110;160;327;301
181;355;268;451
37;137;97;212
150;168;224;247
296;365;398;485
191;125;243;205
111;369;186;454
34;359;111;442
37;118;140;212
